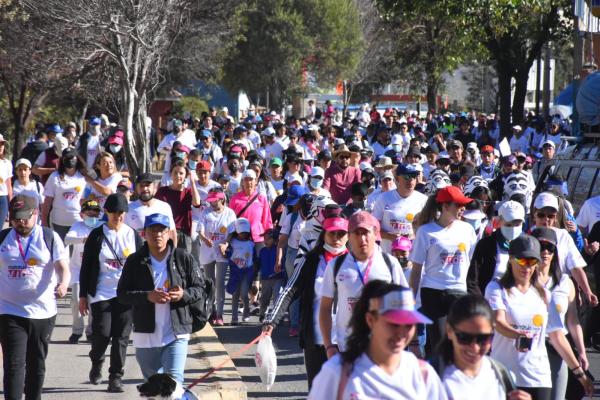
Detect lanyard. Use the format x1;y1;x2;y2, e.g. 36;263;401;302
17;234;34;265
354;256;373;285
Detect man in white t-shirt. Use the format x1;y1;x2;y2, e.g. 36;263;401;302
78;117;104;170
319;211;408;355
372;164;427;253
259;127;286;164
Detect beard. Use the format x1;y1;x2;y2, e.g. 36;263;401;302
15;225;33;236
140;193;154;202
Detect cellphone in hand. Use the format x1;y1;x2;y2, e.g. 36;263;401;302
515;336;532;351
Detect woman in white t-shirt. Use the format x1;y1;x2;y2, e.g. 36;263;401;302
42;149;88;239
410;186;477;355
440;294;532;400
308;281;446;400
485;235;593;400
84;152;122;210
12;158;44;213
0;135;13;225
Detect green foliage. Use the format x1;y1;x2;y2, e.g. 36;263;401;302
172;96;209;117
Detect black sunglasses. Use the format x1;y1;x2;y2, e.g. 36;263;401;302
454;330;494;346
540;242;556;253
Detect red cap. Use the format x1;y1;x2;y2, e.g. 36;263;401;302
435;186;473;205
206;191;225;202
196;160;212;171
348;211;380;234
323;217;348;232
108;135;124;145
481;145;494;153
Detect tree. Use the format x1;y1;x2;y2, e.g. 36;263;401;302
222;0;363;110
462;62;498;112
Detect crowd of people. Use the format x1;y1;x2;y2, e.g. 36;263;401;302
0;103;599;399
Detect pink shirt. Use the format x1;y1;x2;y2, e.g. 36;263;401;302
323;163;362;205
229;191;273;242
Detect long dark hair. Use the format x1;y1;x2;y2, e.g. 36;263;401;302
499;258;547;303
414;194;441;229
57;153;86;178
342;280;405;364
438;295;493;365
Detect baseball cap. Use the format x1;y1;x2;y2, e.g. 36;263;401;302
348;211;380;234
498;200;525;222
144;213;170;229
136;173;156;184
200;129;212;139
435;186;472;205
437;151;450;160
104;193;129;213
311;166;325;178
9;194;37;220
369;287;432;325
512;125;522;131
241;169;257;180
531;227;558;247
509;234;541;262
534;192;558;211
502;155;518;165
406;147;421;157
392;237;412;252
380;170;394;181
234;218;251;233
396;163;419;176
206;189;226;203
318;149;333;161
262;127;276;137
481;145;494;154
322;217;349;232
448;140;463;149
47;123;63;134
196;160;212;171
269;157;283;167
108;136;124;146
359;162;374;174
285;185;306;205
81;199;101;212
542;140;556;149
117;178;132;190
15;158;32;169
89;117;101;126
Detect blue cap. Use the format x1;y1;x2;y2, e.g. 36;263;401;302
285;185;307;205
89;117;101;126
200;129;212;138
396;163;419;176
47;123;63;133
144;213;170;229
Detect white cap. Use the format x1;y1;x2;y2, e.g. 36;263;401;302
307;125;319;132
463;209;486;220
411;163;423;172
498;200;525;222
241;169;257;180
222;106;229;113
534;192;558;211
512;125;522;131
438;151;450;160
287;173;303;184
311;166;325;178
542;140;555;148
467;142;478;150
359;162;373;172
53;136;69;155
15;158;32;168
261;127;276;137
234;218;251;233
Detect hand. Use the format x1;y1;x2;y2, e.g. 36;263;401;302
168;286;184;302
262;324;274;336
274;263;282;273
565;220;577;233
325;345;338;359
579;354;589;371
578;372;594;397
55;283;68;298
507;389;532;400
147;289;171;304
218;243;228;256
588;292;599;307
79;297;89;316
584;239;599;256
203;237;213;248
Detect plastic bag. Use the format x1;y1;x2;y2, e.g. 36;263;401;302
254;335;277;390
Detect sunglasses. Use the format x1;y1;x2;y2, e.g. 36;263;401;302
540;242;555;253
454;330;494;346
399;174;418;180
515;257;538;267
536;212;556;220
338;155;351;160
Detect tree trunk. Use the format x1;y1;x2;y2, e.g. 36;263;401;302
496;64;513;142
511;66;530;131
426;83;438;113
122;84;138;176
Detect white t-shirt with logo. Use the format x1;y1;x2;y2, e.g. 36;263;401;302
89;224;137;304
260;141;286;164
442;357;506;400
372;189;428;253
229;238;255;269
308;352;447;400
280;212;306;250
64;221;94;283
125;199;176;237
410;220;477;291
0;159;13;196
85;134;101;169
545;274;571;336
0;226;68;318
320;249;408;351
87;173;122;210
197;207;236;265
485;280;563;388
44;171;87;226
576;195;600;233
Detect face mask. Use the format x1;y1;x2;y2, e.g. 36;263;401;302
323;243;345;254
310;178;323;189
83;216;99;228
175;152;186;159
188;160;197;170
392;144;402;152
398;257;409;269
63;157;77;169
501;225;522;241
466;218;481;232
109;145;122;153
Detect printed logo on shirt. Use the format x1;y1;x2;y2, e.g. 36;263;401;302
457;242;466;252
439;250;464;265
532;314;544;327
123;248;131;257
219;226;227;234
7;265;33;279
27;258;39;267
106;259;123;270
555;304;562;313
62;191;79;201
74;186;82;193
406;213;414;222
389;218;412;235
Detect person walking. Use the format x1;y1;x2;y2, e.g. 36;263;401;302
79;193;143;392
117;213;204;385
0;194;70;400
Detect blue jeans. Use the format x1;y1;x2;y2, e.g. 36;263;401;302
135;338;189;384
0;195;8;229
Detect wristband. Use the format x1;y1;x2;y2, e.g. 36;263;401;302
570;365;581;372
326;344;338;351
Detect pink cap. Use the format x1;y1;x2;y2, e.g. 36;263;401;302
348;211;380;234
392;237;412;251
322;217;348;232
206;191;225;202
113;130;125;138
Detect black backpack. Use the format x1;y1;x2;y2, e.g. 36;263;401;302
314;108;322;120
0;227;55;258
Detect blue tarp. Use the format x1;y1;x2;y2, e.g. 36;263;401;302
554;82;574;106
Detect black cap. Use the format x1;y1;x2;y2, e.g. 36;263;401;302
317;150;332;160
9;194;37;220
136;172;156;184
62;148;77;158
508;234;541;261
406;146;421;157
351;182;369;197
104;193;129;213
531;227;557;247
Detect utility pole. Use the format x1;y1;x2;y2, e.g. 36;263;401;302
535;55;542;115
542;42;552;116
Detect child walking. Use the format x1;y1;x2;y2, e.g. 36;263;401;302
258;229;284;322
225;218;255;325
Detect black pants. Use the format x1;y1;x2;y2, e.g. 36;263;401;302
420;287;466;357
303;345;327;389
517;386;551;400
89;298;132;378
0;314;56;400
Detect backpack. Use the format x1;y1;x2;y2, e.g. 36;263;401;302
314;108;322;120
0;227;55;260
333;251;396;287
172;250;215;333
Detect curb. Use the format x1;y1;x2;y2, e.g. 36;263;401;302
186;323;247;399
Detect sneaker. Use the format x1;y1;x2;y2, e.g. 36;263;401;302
209;311;217;324
89;363;103;385
288;327;299;337
68;334;82;344
214;317;224;327
242;315;250;322
107;377;124;393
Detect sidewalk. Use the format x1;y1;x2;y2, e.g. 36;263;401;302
0;292;246;399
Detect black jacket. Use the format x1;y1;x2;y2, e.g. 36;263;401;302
79;224;143;299
467;230;505;296
117;242;204;335
19;140;48;166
